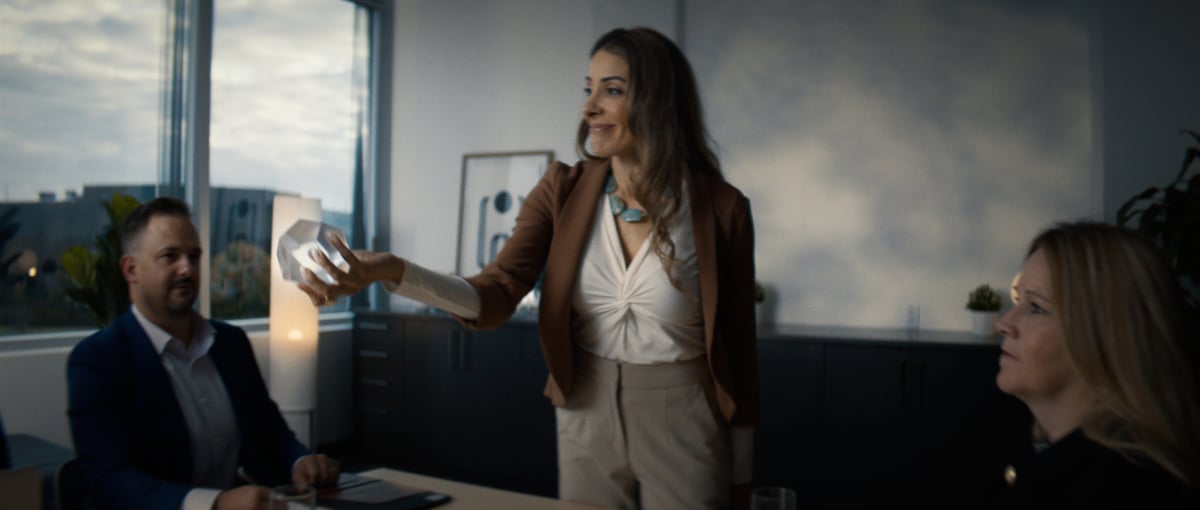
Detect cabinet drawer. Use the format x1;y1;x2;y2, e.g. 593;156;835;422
356;380;401;413
357;332;401;355
355;347;400;378
356;319;401;350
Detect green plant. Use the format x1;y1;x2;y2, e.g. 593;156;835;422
754;281;766;303
60;193;141;327
1117;129;1199;308
966;284;1002;312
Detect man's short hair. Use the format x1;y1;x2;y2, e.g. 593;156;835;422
121;197;192;255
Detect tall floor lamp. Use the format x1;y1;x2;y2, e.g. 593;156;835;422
269;195;321;447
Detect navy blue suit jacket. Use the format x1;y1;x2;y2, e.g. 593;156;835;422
67;310;309;509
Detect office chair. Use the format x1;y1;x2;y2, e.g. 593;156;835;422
0;409;11;469
55;458;83;510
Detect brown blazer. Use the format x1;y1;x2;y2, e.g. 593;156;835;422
462;158;760;427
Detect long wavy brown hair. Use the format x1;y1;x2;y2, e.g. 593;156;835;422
1031;222;1200;487
576;27;723;285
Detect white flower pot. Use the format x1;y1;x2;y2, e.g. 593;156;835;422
971;311;998;337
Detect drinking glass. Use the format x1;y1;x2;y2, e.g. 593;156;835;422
269;484;316;510
751;486;797;510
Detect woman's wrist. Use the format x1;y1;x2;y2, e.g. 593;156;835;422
376;253;406;286
350;251;405;290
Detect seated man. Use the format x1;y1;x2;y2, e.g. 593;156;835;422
68;197;339;510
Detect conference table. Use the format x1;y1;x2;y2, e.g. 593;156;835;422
345;468;612;510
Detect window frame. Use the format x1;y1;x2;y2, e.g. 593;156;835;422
167;0;391;323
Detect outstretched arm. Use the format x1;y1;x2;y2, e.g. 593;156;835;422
295;237;406;305
296;235;482;319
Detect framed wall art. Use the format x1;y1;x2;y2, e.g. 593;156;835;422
455;150;553;276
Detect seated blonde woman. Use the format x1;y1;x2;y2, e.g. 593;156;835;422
986;221;1199;509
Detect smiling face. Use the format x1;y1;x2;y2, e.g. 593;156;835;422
995;248;1086;404
582;49;637;162
121;213;202;323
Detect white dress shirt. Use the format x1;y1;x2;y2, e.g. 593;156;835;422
132;305;239;510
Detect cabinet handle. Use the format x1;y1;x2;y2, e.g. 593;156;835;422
358;349;388;359
359;377;389;387
899;359;908;410
359;321;389;331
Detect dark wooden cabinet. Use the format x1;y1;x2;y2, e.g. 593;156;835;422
755;336;1031;509
821;342;913;499
351;315;404;461
754;339;823;491
911;346;1031;507
352;313;555;495
514;331;559;492
355;314;1030;505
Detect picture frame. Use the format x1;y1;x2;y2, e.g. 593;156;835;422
455;150;553;276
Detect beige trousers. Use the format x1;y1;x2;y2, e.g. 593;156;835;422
556;351;731;510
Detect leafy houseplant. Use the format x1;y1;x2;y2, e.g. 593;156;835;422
60;193;141;327
1116;129;1200;310
966;284;1002;312
966;284;1002;337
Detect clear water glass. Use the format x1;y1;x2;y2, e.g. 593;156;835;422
751;486;797;510
269;484;315;510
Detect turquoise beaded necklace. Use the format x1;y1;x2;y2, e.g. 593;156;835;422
605;173;647;223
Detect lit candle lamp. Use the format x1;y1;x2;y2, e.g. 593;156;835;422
269;195;321;447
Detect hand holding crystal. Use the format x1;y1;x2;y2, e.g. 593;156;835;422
295;232;405;307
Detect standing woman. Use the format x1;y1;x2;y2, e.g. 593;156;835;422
300;27;759;509
987;222;1199;508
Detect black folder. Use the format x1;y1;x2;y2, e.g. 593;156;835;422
317;473;452;510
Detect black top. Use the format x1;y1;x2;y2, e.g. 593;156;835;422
984;429;1197;509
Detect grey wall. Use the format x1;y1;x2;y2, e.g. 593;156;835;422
688;0;1097;329
0;348;72;446
385;0;678;287
1099;0;1200;220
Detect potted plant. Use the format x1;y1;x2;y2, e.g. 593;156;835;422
966;283;1002;337
60;193;141;327
1116;129;1199;312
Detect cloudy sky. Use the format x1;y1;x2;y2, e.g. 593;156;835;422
0;0;362;212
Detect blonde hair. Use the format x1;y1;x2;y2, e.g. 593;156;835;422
1030;221;1200;486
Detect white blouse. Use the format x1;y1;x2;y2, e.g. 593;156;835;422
572;189;704;364
389;185;703;365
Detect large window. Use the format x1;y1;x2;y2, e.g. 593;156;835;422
208;0;370;319
0;0;382;334
0;0;164;333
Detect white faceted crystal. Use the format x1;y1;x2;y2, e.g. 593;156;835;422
276;219;348;284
